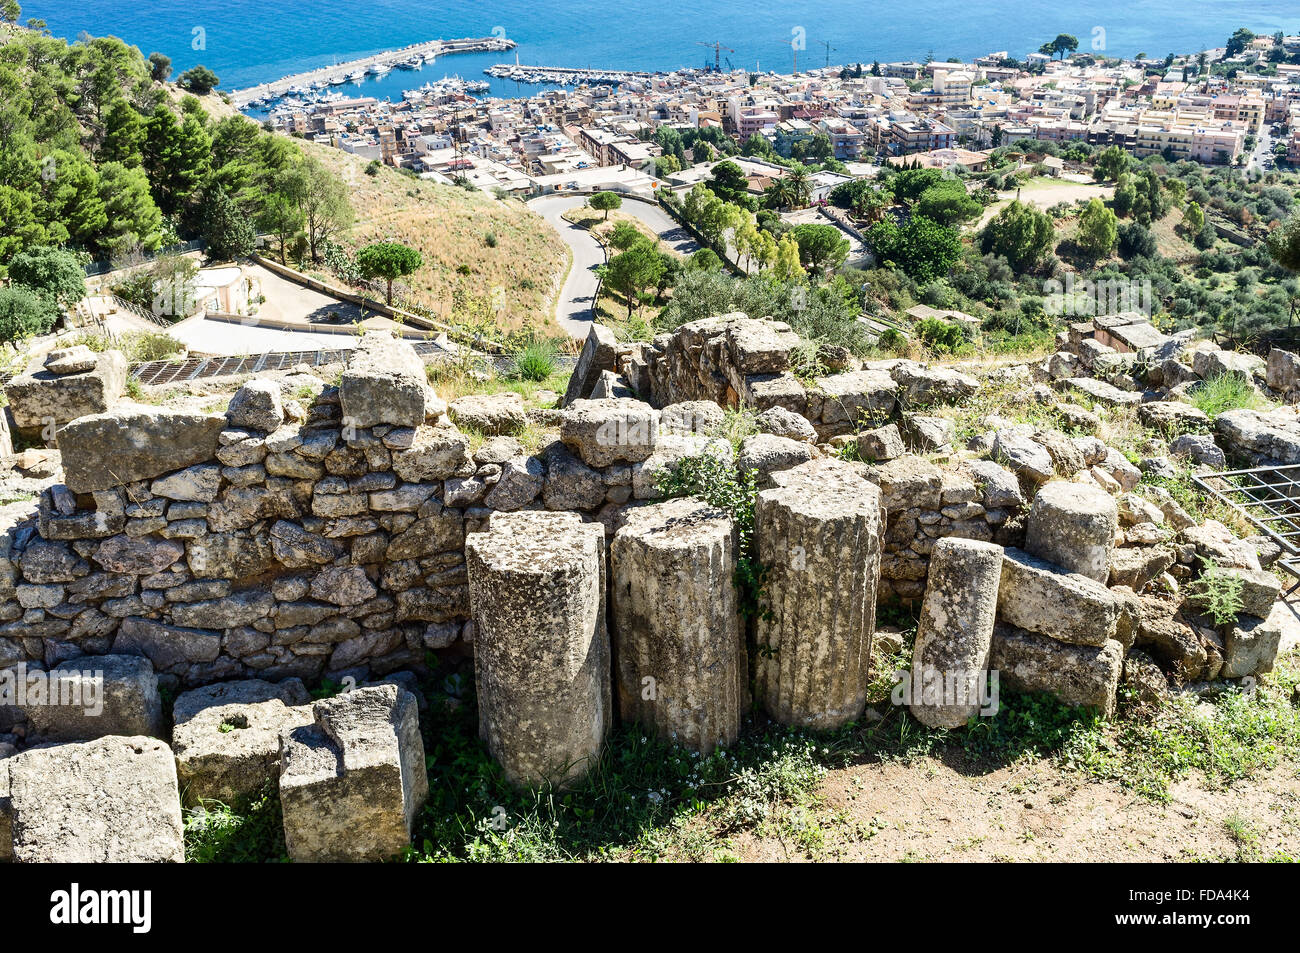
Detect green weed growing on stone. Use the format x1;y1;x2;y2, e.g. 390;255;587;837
1185;557;1246;625
657;453;770;620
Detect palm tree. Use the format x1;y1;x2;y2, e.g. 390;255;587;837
856;188;892;225
786;165;812;208
764;178;797;211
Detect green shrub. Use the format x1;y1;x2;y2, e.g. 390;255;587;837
915;316;968;354
0;286;58;343
657;452;768;620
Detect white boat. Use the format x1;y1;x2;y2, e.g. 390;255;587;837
347;69;365;82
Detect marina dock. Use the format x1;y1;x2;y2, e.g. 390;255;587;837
230;36;516;108
484;64;656;86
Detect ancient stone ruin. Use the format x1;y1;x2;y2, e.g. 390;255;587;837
0;312;1291;861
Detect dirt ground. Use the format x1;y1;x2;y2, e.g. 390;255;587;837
976;177;1117;228
719;605;1300;863
726;753;1299;862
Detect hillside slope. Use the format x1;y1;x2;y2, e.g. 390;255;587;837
300;140;567;335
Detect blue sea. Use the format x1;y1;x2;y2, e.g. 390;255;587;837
21;0;1300;104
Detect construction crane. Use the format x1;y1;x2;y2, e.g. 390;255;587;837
697;41;735;72
821;40;836;69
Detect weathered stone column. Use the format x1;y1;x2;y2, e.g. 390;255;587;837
754;459;884;729
611;497;744;753
1024;481;1118;583
465;512;610;788
909;537;1004;728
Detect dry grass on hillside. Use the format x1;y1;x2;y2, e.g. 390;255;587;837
302;141;567;335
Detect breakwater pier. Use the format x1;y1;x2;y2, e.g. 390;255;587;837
230;36;516;108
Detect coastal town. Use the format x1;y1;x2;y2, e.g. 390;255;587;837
258;32;1300;198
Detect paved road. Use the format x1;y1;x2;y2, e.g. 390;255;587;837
1246;128;1277;175
527;194;700;338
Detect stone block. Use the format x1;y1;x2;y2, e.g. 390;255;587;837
172;678;312;804
278;684;427;862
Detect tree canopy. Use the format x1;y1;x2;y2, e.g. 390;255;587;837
356;241;423;305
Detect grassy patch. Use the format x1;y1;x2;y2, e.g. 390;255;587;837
70;329;185;363
183;785;287;863
1063;652;1300;801
182;642;1300;861
1187;372;1270;420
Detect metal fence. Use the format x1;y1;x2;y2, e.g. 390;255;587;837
1192;463;1300;594
128;342;575;387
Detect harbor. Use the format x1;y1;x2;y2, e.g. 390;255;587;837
230;36;516;109
484;63;657;86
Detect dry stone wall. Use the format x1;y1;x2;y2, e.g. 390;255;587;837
0;310;1292;844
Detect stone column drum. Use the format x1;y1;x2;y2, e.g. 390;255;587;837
1024;481;1118;583
465;512;611;788
909;537;1004;728
754;460;884;729
611;497;744;754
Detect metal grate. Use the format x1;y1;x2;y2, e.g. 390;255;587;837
1193;464;1300;553
1192;464;1300;594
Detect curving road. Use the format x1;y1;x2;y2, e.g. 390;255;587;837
527;193;700;337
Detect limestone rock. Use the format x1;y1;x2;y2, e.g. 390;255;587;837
611;498;744;752
965;459;1025;510
21;655;164;742
754;405;816;443
390;425;470;482
1192;348;1264;381
449;392;526;435
991;626;1123;717
813;370;898;436
736;433;816;489
1024;481;1118;583
482;455;545;511
755;461;883;729
1168;433;1225;468
1266;348;1300;395
998;548;1120;647
43;345;98;376
227;379;285;433
339;332;428;429
1137;401;1209;436
1222;601;1285;677
541;444;606;511
151;464;222;503
113;617;222;673
57;409;226;493
1109;545;1176;591
94;535;186;574
992;429;1055;485
6;735;183;862
278;684;427;862
172;678;313;804
7;350;127;437
560;398;659;468
910;537;1004;728
857;423;904;462
562;323;619;406
888;360;978;406
465;513;609;787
